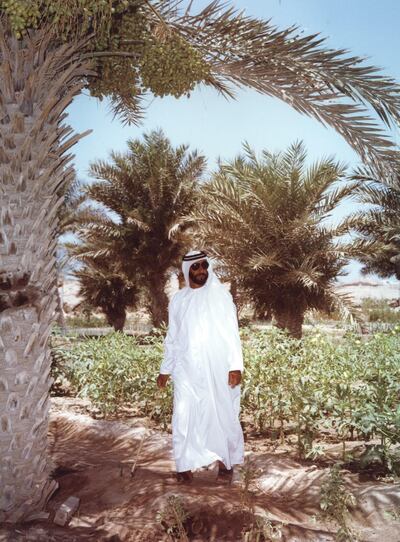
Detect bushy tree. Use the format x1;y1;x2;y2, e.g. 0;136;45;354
193;142;358;337
75;264;139;331
346;167;400;280
69;130;205;327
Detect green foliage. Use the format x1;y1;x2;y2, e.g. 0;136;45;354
3;0;400;165
1;0;41;38
242;517;283;542
319;465;357;541
64;314;108;328
87;4;149;121
238;457;262;515
52;326;400;467
241;326;400;460
346;167;400;280
361;298;400;323
357;444;400;476
51;332;173;426
75;268;139;331
193;142;358;337
239;457;283;541
1;0;211;111
1;0;112;39
67;130;205;326
156;495;190;542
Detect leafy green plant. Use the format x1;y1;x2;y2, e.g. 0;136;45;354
384;507;400;522
193;142;359;339
319;465;357;541
65;314;109;328
241;326;400;463
52;325;400;469
156;495;189;542
238;457;262;515
51;332;172;426
356;444;400;476
239;457;283;541
242;515;283;542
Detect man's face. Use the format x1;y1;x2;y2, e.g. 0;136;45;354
189;259;209;286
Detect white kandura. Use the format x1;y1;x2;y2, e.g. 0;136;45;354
160;250;244;472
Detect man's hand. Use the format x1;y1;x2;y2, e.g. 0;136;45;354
228;370;242;388
157;374;170;389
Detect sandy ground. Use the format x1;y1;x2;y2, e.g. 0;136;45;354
1;397;400;542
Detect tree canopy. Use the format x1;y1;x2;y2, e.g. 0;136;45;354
192;142;358;337
68;130;204;326
2;0;400;165
347;166;400;280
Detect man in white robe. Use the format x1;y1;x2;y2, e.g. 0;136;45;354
157;250;244;482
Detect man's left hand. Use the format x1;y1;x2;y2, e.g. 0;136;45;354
228;370;242;388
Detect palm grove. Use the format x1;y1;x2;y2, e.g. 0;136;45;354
1;0;400;524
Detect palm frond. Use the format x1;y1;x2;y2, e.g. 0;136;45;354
310;180;359;217
325;287;363;324
283;266;324;291
108;89;145;127
168;215;196;238
166;1;400;167
248;252;285;271
83;1;400;166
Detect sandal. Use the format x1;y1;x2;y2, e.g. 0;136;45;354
217;465;233;479
176;470;193;483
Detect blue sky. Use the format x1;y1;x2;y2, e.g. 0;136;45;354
66;0;400;282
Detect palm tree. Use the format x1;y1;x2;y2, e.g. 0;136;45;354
74;264;139;331
346;166;400;280
3;0;400;522
69;130;205;327
193;142;358;338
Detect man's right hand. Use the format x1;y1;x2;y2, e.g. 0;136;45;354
157;374;170;388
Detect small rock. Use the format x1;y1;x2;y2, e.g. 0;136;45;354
53;496;80;526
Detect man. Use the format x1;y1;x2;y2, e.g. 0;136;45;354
157;250;244;483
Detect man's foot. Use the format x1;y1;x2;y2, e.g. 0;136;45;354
217;460;233;479
176;470;193;483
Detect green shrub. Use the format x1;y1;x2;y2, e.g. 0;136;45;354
241;326;400;459
51;332;172;427
319;464;357;541
65;314;109;328
52;325;400;466
361;298;400;323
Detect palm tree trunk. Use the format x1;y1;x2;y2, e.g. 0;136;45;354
147;275;169;328
274;307;304;339
0;22;92;522
104;308;127;332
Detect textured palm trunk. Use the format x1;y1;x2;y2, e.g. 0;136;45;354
147;275;169;328
0;22;92;522
104;308;126;332
274;307;304;339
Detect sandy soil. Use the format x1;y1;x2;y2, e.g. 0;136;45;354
1;397;400;542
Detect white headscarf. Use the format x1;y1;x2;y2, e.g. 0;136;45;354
181;250;214;289
176;250;243;371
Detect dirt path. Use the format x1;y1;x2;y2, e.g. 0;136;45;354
1;399;400;541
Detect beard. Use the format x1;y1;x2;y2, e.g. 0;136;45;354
189;270;208;285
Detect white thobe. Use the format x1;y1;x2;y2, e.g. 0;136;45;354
160;273;244;472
